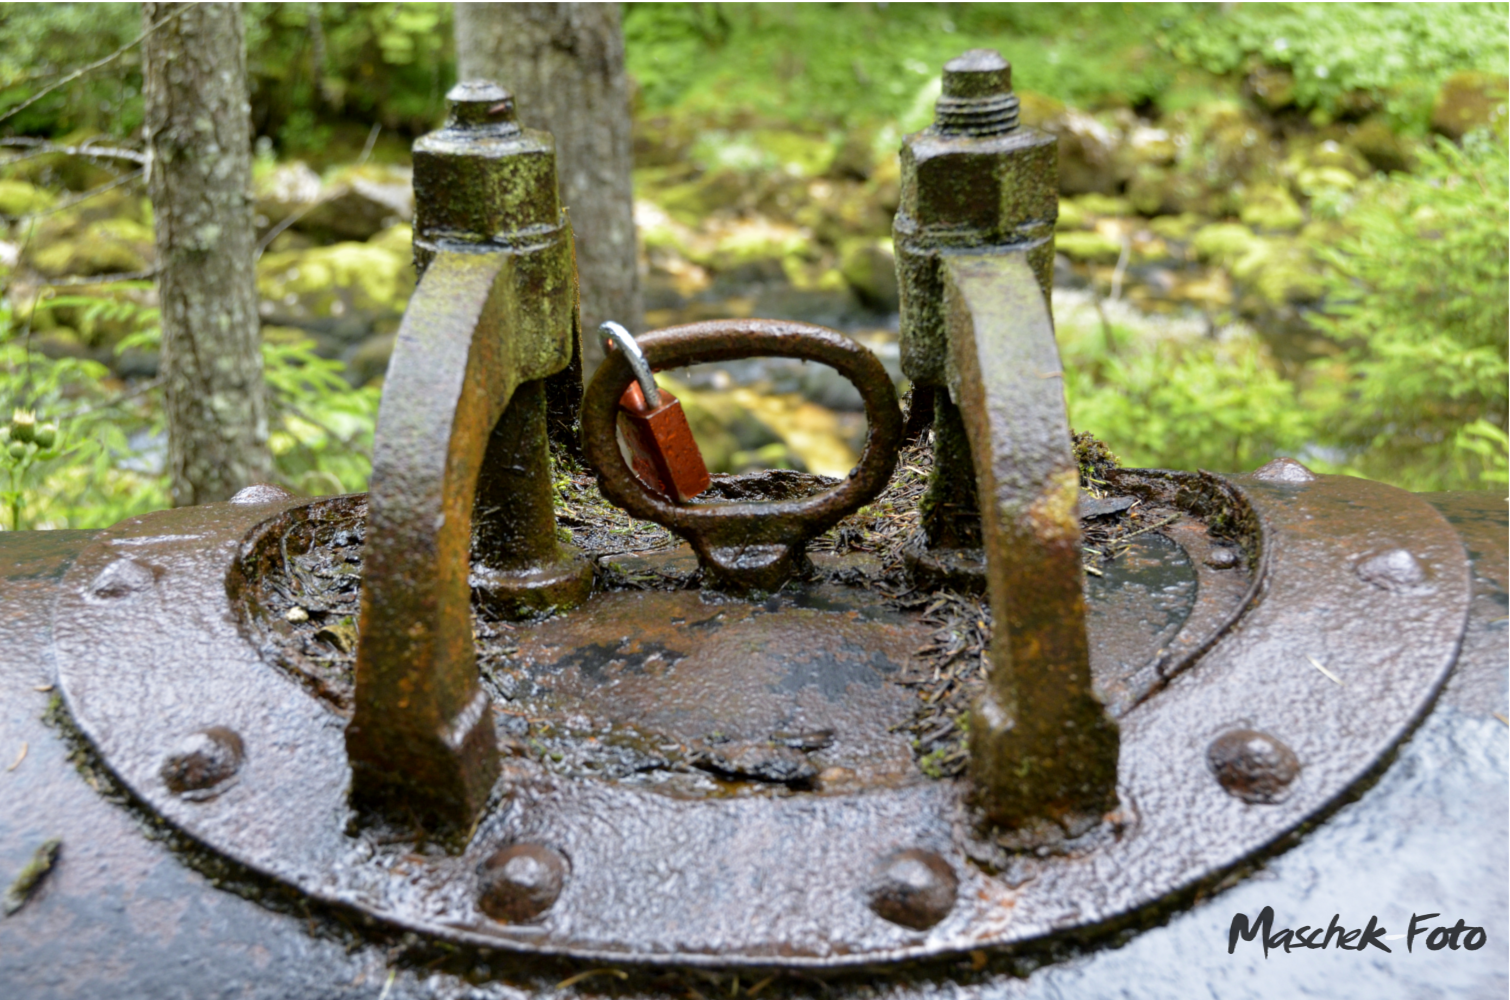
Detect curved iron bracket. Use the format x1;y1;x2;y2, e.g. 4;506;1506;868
942;250;1120;830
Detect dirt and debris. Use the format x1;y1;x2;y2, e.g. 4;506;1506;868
245;429;1183;787
3;838;60;916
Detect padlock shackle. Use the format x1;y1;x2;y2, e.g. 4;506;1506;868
598;320;661;408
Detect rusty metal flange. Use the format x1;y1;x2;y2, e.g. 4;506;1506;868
52;470;1469;967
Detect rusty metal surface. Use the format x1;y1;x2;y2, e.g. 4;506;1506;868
582;319;903;593
47;467;1470;968
894;50;1056;390
351;81;589;840
941;251;1119;831
7;508;1503;999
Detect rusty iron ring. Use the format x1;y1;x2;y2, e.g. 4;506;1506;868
581;319;904;589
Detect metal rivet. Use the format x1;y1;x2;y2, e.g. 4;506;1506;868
866;849;958;930
1204;546;1240;569
86;558;156;602
1208;729;1300;804
1356;548;1425;591
477;844;567;923
229;483;296;505
161;727;245;799
1251;457;1316;483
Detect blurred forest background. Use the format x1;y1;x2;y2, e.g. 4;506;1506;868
0;2;1505;530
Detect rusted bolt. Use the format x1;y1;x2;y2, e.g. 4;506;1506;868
444;80;520;133
935;48;1019;137
1204;546;1240;570
1208;729;1300;804
1356;548;1425;591
866;849;958;930
161;726;245;799
477;844;568;923
1251;457;1316;484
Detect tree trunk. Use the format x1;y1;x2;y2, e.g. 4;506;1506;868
455;3;642;372
143;1;270;505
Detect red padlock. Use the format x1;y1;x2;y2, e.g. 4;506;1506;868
601;322;711;504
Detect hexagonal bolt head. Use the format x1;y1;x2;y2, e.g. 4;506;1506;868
477;844;568;923
412;80;562;270
161;727;245;800
1208;729;1300;804
866;849;959;930
895;49;1056;388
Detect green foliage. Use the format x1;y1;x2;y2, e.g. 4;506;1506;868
1061;321;1312;475
0;294;378;530
0;4;451;161
1158;3;1509;127
1305;131;1509;489
0;294;166;530
243;2;454;157
261;337;381;497
0;3;143;138
624;3;1192;128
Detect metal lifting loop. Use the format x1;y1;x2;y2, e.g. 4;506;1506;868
598;320;660;408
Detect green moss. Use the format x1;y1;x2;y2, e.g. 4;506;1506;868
0;179;56;217
1055;230;1123;264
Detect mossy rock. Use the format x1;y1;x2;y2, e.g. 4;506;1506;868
837;238;898;312
257;241;414;339
1238;184;1304;233
1229;238;1325;311
1035;108;1120;196
827;128;878;181
1016;90;1066;130
1346;118;1416;174
1127;164;1223;217
1431;71;1509;141
793;178;892;245
0;180;56;218
656;169;748;226
1146;213;1205;242
29;217;154;277
294;163;414;242
253;161;322;226
1244;65;1296;112
1190;222;1262;269
1055;230;1123;264
704;220;811;274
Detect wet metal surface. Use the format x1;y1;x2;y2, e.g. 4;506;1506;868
45;468;1472;967
351;82;586;839
942;251;1119;829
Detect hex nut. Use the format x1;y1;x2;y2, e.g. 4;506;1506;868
1208;729;1300;804
477;844;568;923
866;849;959;930
161;727;245;799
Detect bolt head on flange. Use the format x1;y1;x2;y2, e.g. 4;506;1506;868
161;727;244;800
1208;729;1300;804
866;849;959;930
477;844;568;923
